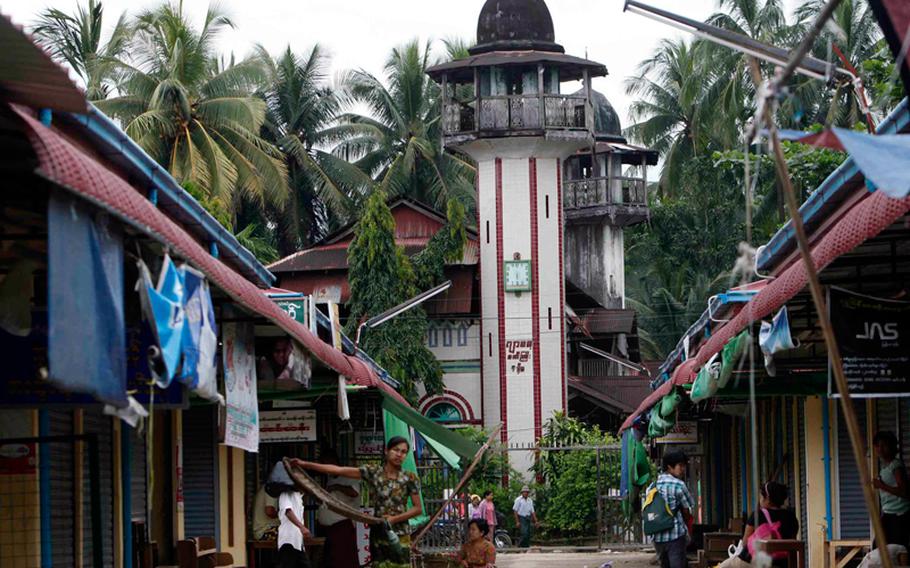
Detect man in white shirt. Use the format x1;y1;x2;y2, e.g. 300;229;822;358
316;449;360;568
277;489;310;568
513;485;539;548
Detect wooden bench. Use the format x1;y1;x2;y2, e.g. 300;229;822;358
176;536;234;568
698;531;741;568
756;539;805;568
825;539;871;568
246;537;325;568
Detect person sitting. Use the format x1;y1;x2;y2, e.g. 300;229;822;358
252;484;279;540
458;518;496;568
719;481;798;568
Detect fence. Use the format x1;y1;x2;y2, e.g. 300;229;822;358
412;442;642;554
0;434;105;568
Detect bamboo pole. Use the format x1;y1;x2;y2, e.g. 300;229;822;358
747;53;892;568
410;424;503;548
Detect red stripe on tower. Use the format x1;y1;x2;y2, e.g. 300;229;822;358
557;158;567;412
495;158;508;444
529;158;542;440
476;168;484;425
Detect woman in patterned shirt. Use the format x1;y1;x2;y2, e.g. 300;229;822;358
290;437;423;566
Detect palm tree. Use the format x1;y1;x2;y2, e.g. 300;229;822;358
794;0;883;127
32;0;130;100
624;39;721;195
328;40;475;210
256;45;374;255
97;2;287;224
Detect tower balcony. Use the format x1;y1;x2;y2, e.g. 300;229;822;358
563;174;649;227
442;93;592;141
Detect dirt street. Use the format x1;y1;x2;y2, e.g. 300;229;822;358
495;550;655;568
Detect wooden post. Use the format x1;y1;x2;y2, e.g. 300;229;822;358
583;70;593;133
747;55;891;568
441;72;448;145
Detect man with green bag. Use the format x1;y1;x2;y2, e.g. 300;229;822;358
643;451;694;568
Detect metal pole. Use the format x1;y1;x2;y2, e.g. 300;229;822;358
748;54;892;568
38;411;52;568
596;448;603;550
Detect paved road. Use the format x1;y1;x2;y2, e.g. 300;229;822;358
496;550;655;568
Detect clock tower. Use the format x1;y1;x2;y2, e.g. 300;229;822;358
427;0;606;472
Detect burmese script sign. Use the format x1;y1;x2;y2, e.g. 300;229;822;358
655;421;698;445
506;340;533;375
829;287;910;398
260;409;316;443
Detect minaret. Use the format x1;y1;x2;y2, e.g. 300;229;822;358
427;0;607;472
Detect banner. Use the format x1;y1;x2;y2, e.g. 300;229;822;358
259;409;316;443
829;287;910;398
223;321;259;452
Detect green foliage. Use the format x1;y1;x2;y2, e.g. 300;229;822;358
97;2;288;223
456;426;526;532
627;143;846;360
346;191;466;402
532;413;618;538
330;40;476;212
32;0;131;100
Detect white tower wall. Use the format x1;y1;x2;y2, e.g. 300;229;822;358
464;138;581;473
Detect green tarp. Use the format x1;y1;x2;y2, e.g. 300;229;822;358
380;391;481;470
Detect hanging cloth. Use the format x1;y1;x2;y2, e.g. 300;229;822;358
178;266;223;404
48;194;128;407
759;306;797;377
136;254;185;387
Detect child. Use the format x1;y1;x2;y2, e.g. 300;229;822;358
650;451;694;568
277;488;311;568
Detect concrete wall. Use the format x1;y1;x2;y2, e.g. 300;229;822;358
565;222;625;309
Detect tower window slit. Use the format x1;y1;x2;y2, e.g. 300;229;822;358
545;195;550;219
486;221;490;244
548;307;553;330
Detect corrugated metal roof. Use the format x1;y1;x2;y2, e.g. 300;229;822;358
0;14;86;113
568;375;652;414
580;308;637;335
426;49;607;82
12;104;406;404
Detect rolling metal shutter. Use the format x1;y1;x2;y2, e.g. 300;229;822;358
83;409;114;567
182;407;219;541
130;426;147;523
837;401;869;539
48;410;75;566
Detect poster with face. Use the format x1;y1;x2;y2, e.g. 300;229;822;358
223;321;259;452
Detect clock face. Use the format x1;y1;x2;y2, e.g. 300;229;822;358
504;260;532;292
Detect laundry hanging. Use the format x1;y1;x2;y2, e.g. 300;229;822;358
136;254;185;387
759;306;796;376
178;266;222;404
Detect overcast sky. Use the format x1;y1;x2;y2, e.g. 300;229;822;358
3;0;801;129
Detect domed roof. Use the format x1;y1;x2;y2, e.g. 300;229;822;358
470;0;564;55
573;89;622;138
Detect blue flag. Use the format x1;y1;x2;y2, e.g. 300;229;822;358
137;254;185;387
178;267;222;403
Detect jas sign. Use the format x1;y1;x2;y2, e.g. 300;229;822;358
829;287;910;398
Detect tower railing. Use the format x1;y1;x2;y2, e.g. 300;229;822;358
563;175;648;210
442;93;588;135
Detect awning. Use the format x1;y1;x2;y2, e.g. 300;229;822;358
621;188;910;431
0;15;87;113
12;104;406;404
381;390;481;470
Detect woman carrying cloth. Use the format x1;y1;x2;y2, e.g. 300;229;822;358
290;436;423;567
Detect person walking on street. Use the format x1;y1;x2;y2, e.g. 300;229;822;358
649;451;694;568
475;490;497;542
872;431;910;549
513;485;538;548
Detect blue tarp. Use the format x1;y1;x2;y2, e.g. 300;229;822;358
48;194;128;407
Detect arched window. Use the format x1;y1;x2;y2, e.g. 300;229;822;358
426;402;463;424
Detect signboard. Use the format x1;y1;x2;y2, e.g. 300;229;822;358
0;443;36;475
503;260;532;293
356;510;373;566
655;421;698;444
506;340;533;375
275;299;307;325
829;288;910;398
223;321;260;452
354;431;385;455
260;409;316;443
